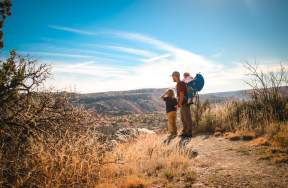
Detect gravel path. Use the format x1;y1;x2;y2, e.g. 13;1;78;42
165;135;288;188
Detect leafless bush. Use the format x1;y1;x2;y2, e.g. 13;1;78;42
244;62;288;122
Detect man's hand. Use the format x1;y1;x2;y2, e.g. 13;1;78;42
177;103;182;108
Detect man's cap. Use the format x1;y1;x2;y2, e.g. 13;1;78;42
171;71;180;77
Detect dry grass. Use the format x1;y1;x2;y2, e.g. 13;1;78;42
3;132;195;187
196;96;288;163
3;127;187;187
197;99;288;147
97;134;196;187
0;128;109;187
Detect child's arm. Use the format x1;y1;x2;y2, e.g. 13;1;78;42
160;90;168;100
160;94;166;100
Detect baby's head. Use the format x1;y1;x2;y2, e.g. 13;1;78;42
166;89;175;98
183;72;190;78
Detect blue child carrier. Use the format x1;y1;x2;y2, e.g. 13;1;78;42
186;73;205;104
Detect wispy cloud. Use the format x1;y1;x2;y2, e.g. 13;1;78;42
211;49;225;59
20;51;93;58
109;30;212;68
97;45;156;57
49;61;130;78
48;25;98;35
67;61;95;69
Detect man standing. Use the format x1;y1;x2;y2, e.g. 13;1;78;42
172;71;193;137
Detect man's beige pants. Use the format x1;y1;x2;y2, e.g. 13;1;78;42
180;104;193;135
167;111;177;135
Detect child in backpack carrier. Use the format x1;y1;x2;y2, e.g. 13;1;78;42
160;89;178;137
183;72;193;84
183;72;194;104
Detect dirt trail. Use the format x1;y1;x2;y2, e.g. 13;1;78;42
165;135;288;188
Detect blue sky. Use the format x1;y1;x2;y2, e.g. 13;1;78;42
3;0;288;93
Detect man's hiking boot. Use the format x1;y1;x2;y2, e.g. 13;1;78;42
179;133;192;138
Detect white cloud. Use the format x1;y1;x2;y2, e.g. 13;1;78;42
45;26;287;93
140;53;172;63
